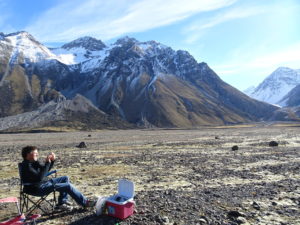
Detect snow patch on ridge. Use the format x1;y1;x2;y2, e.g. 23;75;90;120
3;32;59;64
51;46;109;66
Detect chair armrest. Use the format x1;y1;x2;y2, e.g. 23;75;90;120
46;170;57;176
23;182;38;186
20;170;57;186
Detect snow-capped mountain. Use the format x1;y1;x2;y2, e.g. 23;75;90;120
51;36;107;65
247;67;300;106
0;31;61;65
278;84;300;107
0;31;279;128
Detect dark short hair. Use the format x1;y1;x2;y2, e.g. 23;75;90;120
22;146;37;159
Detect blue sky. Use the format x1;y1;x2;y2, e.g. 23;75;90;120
0;0;299;91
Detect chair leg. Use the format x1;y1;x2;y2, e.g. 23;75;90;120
19;193;23;213
53;191;56;205
20;190;57;215
25;193;57;215
26;196;49;215
20;193;28;214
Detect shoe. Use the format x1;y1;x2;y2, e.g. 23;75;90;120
62;201;72;206
56;203;73;211
85;199;96;208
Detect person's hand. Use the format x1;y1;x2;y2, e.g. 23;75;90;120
46;152;56;162
50;152;56;161
45;155;52;163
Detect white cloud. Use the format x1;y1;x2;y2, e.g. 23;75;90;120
250;44;300;69
26;0;237;42
184;5;266;44
212;42;300;89
220;42;300;72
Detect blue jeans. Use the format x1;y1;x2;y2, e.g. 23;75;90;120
37;176;87;206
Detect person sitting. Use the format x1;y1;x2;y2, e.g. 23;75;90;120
20;146;95;211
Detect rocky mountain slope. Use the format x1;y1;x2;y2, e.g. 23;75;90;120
246;67;300;106
268;107;300;122
0;31;69;117
0;31;279;128
0;94;132;132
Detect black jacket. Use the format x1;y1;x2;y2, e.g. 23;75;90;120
20;160;54;193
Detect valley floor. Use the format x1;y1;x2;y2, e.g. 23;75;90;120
0;126;299;224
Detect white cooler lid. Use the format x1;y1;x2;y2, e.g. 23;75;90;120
118;179;134;198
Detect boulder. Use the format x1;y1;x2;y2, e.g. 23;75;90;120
269;141;279;147
232;145;239;151
77;142;87;148
252;201;261;210
227;210;243;218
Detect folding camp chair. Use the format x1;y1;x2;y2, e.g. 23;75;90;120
0;197;40;225
18;163;57;215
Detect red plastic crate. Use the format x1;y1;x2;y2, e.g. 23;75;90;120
106;179;135;220
106;201;134;220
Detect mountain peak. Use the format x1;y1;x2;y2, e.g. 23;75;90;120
0;30;56;64
62;36;106;51
4;31;40;44
5;31;34;39
267;67;300;81
115;36;138;46
275;66;293;72
268;67;297;78
5;30;29;36
247;67;300;105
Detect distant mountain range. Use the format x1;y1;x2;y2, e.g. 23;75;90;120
0;31;285;130
245;67;300;107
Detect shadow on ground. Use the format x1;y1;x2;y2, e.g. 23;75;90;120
40;208;121;225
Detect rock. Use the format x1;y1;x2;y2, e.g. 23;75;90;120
228;210;243;218
155;215;163;223
77;142;87;148
237;217;248;224
232;145;239;151
252;201;260;210
72;163;81;168
162;216;169;223
277;210;284;215
269;141;278;147
199;217;208;224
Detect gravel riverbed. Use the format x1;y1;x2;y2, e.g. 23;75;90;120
0;126;299;224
